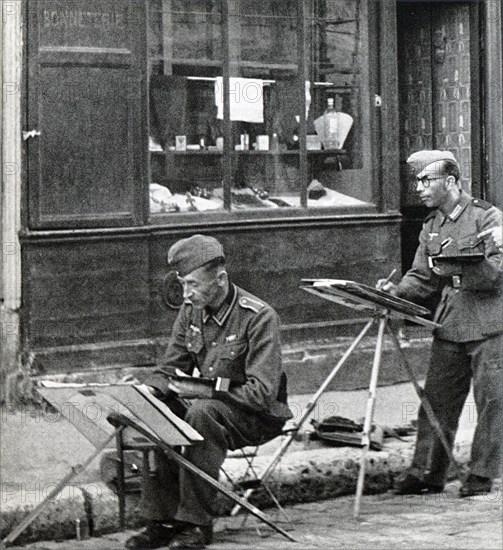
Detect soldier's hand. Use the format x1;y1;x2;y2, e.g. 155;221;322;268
478;226;503;249
168;378;213;399
120;375;162;397
139;384;163;397
376;279;398;294
119;374;141;385
430;257;462;277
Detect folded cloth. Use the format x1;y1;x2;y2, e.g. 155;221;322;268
171;193;222;212
149;183;179;213
215;77;264;123
149;184;223;213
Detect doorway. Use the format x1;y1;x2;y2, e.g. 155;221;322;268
396;1;482;273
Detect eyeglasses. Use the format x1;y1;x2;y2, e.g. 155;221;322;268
414;175;445;188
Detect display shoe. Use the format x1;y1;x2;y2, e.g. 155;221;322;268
393;472;444;495
126;522;183;549
168;524;213;549
459;474;492;497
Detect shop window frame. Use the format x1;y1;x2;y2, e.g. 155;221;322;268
147;0;391;226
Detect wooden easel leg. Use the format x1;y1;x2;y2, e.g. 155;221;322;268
231;318;376;516
1;430;120;548
354;314;387;518
115;429;127;531
385;324;464;477
107;413;296;542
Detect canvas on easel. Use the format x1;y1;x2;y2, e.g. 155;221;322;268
37;382;204;449
3;382;295;547
300;278;435;327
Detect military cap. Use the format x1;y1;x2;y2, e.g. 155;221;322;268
406;150;458;174
168;234;225;277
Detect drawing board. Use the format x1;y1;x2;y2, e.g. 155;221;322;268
37;383;203;449
301;279;440;329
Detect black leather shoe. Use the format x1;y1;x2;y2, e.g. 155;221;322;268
126;523;181;549
459;474;492;497
168;524;213;549
393;473;444;495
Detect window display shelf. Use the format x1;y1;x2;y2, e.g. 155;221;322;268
151;149;346;156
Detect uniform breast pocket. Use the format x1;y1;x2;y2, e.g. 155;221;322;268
426;240;442;256
458;234;485;259
185;334;203;354
218;341;248;382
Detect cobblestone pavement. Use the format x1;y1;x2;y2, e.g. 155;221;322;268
13;481;501;550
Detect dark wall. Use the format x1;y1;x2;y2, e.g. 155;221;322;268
22;236;150;355
23;216;401;373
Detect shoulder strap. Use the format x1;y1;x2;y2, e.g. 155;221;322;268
472;198;492;210
238;296;265;313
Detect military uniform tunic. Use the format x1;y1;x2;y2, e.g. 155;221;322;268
142;283;292;526
396;191;503;341
395;191;503;483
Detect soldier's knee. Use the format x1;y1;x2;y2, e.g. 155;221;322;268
185;399;220;427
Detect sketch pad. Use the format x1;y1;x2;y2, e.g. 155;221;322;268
301;279;440;329
37;383;203;449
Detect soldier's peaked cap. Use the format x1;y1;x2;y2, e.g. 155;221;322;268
406;150;458;174
168;234;225;277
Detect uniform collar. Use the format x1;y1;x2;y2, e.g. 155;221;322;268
202;282;237;326
439;190;470;223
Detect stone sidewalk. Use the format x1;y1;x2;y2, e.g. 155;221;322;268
11;480;502;550
0;382;481;547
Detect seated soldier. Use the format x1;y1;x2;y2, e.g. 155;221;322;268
126;234;293;550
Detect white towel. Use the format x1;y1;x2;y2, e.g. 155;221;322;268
215;77;264;123
294;81;312;121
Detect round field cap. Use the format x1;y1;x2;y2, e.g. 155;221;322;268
168;234;224;277
406;150;458;174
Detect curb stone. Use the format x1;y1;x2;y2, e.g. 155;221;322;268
1;437;472;546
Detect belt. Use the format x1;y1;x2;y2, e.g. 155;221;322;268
444;275;462;288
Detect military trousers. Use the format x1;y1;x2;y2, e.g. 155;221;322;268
409;334;502;485
140;398;285;526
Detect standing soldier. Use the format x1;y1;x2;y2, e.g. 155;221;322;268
379;150;502;497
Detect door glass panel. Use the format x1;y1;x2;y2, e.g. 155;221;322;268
398;2;473;207
432;4;472;192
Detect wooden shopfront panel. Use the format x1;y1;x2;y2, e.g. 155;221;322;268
26;0;148;228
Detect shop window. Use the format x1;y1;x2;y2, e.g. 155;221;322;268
147;0;375;217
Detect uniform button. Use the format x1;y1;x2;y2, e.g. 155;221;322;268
209;367;214;372
187;343;192;349
230;351;235;356
212;342;217;347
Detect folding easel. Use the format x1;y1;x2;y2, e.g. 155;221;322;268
232;279;462;519
2;383;295;547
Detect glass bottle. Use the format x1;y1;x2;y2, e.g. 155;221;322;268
271;133;279;152
240;132;249;150
323;97;339;150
